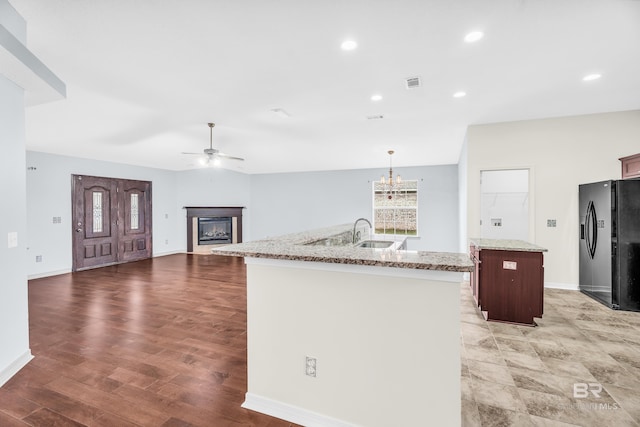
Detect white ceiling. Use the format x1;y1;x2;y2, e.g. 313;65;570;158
10;0;640;174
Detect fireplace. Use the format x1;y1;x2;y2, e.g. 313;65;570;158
198;217;232;245
184;207;244;253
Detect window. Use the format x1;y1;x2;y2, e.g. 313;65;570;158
92;191;103;233
372;180;418;235
130;193;139;230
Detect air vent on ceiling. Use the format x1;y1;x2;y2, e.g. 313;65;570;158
366;114;384;120
405;76;421;89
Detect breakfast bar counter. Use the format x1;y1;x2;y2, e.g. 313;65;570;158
213;223;473;272
212;224;473;427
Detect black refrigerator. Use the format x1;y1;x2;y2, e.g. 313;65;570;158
579;179;640;311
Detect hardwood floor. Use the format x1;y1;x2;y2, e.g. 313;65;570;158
0;254;298;427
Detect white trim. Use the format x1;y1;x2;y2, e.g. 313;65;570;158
545;281;579;291
0;23;66;106
27;251;184;280
242;393;356;427
244;257;465;283
0;350;33;388
28;269;71;280
153;250;183;258
371;179;419;237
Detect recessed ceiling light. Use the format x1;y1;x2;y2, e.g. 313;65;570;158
464;31;484;43
341;40;358;51
582;73;602;82
453;91;466;98
371;94;383;101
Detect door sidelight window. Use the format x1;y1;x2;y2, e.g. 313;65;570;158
92;192;103;233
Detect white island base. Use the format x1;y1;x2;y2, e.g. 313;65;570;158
242;257;462;427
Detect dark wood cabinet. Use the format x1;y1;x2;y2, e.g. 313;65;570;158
469;240;545;326
620;153;640;179
469;246;481;306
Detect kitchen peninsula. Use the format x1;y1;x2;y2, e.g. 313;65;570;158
213;224;473;427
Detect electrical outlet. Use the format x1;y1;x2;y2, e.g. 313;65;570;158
165;239;169;244
36;255;42;262
305;356;317;377
52;216;62;224
547;219;557;227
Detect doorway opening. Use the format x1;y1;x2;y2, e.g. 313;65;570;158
480;169;530;241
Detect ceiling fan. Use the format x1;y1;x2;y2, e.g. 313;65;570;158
182;123;245;165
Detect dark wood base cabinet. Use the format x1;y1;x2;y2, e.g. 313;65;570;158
469;241;545;326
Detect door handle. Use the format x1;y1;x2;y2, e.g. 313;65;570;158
76;228;83;232
586;201;597;259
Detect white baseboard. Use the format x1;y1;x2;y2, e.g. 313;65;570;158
545;282;579;291
28;269;71;280
152;250;183;258
27;252;184;280
0;350;33;388
242;393;356;427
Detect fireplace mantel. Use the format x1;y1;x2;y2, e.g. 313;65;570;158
184;207;244;252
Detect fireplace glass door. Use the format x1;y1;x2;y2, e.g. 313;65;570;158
198;217;232;245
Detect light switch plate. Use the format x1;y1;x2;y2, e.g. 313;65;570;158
8;232;18;248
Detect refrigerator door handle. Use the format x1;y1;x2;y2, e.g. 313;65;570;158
586;201;598;259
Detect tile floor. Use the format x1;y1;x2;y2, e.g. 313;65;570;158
460;284;640;426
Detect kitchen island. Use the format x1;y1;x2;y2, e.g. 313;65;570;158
469;238;547;326
213;224;473;427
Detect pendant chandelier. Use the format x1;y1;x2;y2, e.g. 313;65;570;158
380;150;401;199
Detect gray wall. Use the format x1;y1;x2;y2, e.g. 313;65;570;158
0;0;34;386
249;165;460;252
175;167;252;247
25;151;181;277
0;73;31;385
25;155;460;277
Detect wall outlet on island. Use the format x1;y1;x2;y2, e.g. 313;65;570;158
305;356;317;377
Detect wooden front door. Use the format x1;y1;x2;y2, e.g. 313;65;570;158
72;175;152;271
119;179;152;263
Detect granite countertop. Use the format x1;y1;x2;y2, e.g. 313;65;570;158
211;223;473;272
469;238;548;252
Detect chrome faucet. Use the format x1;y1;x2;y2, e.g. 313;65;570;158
352;218;372;244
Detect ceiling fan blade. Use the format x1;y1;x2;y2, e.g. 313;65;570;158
216;152;245;161
181;123;246;165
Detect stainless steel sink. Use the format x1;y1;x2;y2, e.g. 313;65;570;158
355;240;395;249
304;237;351;246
